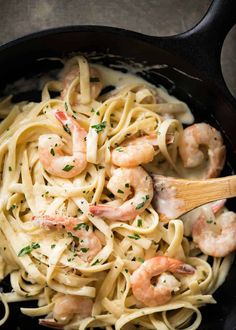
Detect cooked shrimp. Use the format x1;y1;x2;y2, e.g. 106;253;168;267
33;215;102;262
178;123;226;178
89;166;153;221
112;143;155;167
181;199;226;236
61;65;103;101
130;256;195;306
39;295;93;327
111;133;174;167
192;210;236;257
38;110;87;178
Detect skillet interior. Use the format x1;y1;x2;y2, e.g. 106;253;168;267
0;27;236;330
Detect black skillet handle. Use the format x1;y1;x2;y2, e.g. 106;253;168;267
155;0;236;102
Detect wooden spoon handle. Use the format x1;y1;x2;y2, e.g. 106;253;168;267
152;175;236;222
178;175;236;206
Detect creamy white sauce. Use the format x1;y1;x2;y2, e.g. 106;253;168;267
92;64;194;125
2;58;194;125
92;63;150;88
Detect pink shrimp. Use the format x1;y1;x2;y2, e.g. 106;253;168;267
39;294;93;327
192;200;236;257
89;167;153;221
130;256;195;307
33;215;102;262
38;110;87;178
111;132;174;167
178;123;226;178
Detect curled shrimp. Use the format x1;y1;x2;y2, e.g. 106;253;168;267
178;123;226;178
61;65;103;101
33;215;102;262
39;294;93;327
181;199;226;236
130;256;195;307
192;205;236;257
89;166;153;221
111;133;174;167
38;110;87;178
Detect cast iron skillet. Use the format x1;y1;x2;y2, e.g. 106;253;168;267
0;0;235;329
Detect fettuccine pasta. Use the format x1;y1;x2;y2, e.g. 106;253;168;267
0;56;234;330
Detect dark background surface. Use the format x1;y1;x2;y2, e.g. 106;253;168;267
0;0;235;97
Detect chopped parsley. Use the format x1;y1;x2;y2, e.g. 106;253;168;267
206;220;213;224
68;232;80;240
74;223;89;231
90;77;100;83
8;166;12;171
96;111;100;116
136;195;150;210
91;259;101;266
116;147;123;152
91;121;106;133
125;183;129;188
128;233;141;240
91;108;95;113
50;148;55;156
80;247;89;253
62;164;74;172
117;189;124;194
42;191;49;198
137;219;143;227
51;244;56;249
64;102;68;111
63;124;71;135
18;242;40;257
9;204;17;211
137;257;144;263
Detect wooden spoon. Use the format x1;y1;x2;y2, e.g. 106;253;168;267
151;174;236;222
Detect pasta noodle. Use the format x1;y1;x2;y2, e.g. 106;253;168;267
0;56;234;330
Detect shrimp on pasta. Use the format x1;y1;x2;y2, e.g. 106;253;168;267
0;55;234;330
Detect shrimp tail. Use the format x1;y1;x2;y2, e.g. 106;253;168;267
39;318;64;329
54;110;68;124
211;199;226;214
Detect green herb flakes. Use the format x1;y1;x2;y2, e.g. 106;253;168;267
63;124;71;135
128;233;141;240
137;257;144;263
9;204;17;211
91;121;106;133
50;148;55;156
63;165;74;172
91;259;101;266
206;220;213;224
80;247;89;253
74;223;89;231
136;195;149;210
137;219;142;227
18;242;40;257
